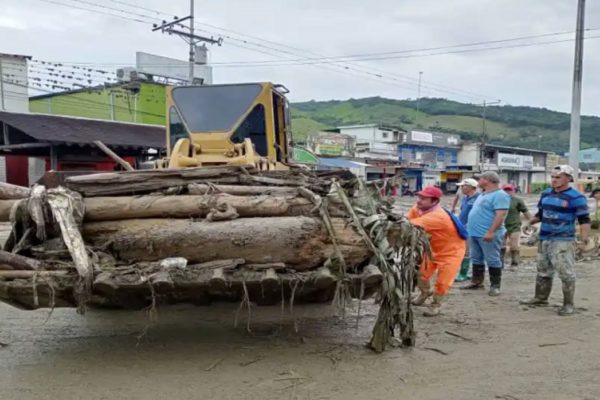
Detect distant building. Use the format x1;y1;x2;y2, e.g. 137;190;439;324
579;147;600;171
398;130;463;191
459;143;550;192
0;53;33;184
327;124;405;180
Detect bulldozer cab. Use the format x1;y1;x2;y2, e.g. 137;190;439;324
162;82;292;169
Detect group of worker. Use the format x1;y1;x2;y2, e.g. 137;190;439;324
405;165;596;318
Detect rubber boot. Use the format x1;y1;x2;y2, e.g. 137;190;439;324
423;294;444;317
510;250;520;268
558;281;575;316
461;264;485;289
520;276;553;306
488;267;502;296
454;258;471;282
412;278;432;306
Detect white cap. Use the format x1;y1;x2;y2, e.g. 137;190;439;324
457;178;478;188
553;165;575;176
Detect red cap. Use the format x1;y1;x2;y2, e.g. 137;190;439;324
417;186;443;199
501;184;515;191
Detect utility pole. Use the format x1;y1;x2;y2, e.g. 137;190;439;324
153;0;223;85
415;71;423;125
188;0;195;84
0;59;5;111
568;0;586;180
479;99;501;171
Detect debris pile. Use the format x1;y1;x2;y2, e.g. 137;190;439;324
0;166;430;351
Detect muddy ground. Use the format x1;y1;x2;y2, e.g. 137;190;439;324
1;257;599;400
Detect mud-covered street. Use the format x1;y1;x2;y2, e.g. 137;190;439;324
1;256;599;400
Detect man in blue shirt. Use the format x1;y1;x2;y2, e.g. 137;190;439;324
462;171;510;296
521;165;590;316
455;178;479;282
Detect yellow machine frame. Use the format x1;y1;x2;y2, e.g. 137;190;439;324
160;82;291;170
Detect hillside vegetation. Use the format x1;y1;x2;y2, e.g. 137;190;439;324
290;97;600;153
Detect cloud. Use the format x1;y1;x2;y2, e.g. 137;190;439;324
2;0;600;115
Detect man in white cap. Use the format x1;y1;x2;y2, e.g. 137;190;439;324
454;178;480;282
522;165;590;316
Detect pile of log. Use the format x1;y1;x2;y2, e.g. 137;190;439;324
0;166;430;351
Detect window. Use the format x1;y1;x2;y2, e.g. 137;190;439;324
381;131;389;139
171;84;262;132
231;104;267;156
169;106;188;149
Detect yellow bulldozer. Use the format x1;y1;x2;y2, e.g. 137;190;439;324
156;82;293;170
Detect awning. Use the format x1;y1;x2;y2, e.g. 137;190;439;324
318;157;371;169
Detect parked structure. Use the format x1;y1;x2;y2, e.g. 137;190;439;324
0;111;163;186
579;147;600;171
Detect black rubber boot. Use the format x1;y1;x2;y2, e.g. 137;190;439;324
520;276;553;306
510;250;520;267
558;281;575;316
461;264;485;290
488;267;502;296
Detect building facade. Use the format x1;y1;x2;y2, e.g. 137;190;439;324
30;81;167;125
329;124;405;180
459;143;550;192
398;130;462;191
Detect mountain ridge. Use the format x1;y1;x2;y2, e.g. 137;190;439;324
290;97;600;153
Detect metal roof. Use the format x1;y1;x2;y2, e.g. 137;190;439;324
0;53;32;60
318;157;371;169
0;111;165;149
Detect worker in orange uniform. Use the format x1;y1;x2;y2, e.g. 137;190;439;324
408;186;467;316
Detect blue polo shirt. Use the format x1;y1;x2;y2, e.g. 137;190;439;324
459;193;480;226
537;187;589;241
467;189;511;237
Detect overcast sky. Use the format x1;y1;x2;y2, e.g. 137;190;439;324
2;0;600;115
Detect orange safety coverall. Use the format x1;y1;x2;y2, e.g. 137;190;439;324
407;205;466;295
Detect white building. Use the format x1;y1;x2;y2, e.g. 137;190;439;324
458;143;550;192
331;124;405;180
0;53;32;183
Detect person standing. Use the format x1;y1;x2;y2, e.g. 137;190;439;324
462;171;510;296
455;178;480;282
521;165;590;316
407;186;466;316
501;184;532;268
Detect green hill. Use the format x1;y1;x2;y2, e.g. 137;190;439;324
290;97;600;153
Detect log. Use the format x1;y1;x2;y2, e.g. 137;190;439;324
0;199;16;221
0;270;70;279
81;216;370;271
65;165;256;196
93;141;134;171
0;250;42;270
188;183;299;196
83;194;314;221
0;182;30;200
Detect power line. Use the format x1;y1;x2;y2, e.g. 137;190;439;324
37;0;496;100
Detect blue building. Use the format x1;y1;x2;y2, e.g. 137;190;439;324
397;130;462;191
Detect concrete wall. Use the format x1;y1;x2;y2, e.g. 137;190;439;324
458;144;479;166
30;82;166;125
0;56;29;112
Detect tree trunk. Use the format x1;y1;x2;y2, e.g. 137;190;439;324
83;194;314;221
188;183;299;196
0;182;30;200
81;216;370;271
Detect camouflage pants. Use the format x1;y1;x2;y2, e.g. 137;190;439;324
537;241;576;283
